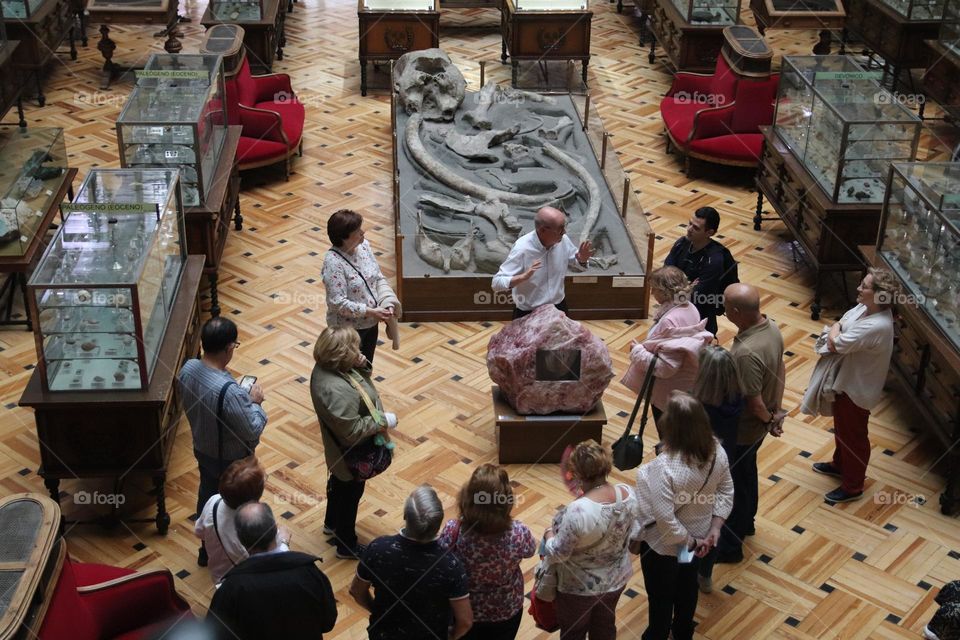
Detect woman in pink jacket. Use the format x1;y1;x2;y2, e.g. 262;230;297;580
621;266;714;428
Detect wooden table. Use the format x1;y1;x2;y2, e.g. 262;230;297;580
356;0;440;97
861;246;960;516
749;0;845;54
2;0;77;107
754;126;881;320
501;0;592;85
493;386;605;464
19;256;205;535
0;41;27;128
201;0;285;73
0;168;76;330
85;0;181;89
646;0;737;73
183;126;242;317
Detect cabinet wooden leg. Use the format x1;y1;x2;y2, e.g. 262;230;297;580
17;99;26;128
648;35;656;65
360;61;367;97
36;74;46;107
209;272;220;317
69;27;77;60
581;61;588;86
44;477;61;503
753;190;764;231
155;475;169;535
811;282;822;320
97;25;117;90
19;274;32;331
234;197;243;231
941;459;960;516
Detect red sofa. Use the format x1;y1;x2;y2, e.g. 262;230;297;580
686;74;780;174
225;57;305;179
37;556;192;640
660;54;740;158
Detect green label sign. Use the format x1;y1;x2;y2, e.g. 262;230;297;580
943;193;960;207
814;71;884;81
62;203;158;213
134;70;209;80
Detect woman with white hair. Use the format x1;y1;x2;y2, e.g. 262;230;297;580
350;485;474;640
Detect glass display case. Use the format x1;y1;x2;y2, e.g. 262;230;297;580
514;0;587;9
116;54;227;208
209;0;261;20
877;0;944;19
670;0;738;24
773;55;921;205
1;0;45;18
27;169;186;392
86;0;171;10
942;0;960;56
0;127;68;258
362;0;433;8
878;162;960;342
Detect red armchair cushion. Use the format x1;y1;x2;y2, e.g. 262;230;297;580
38;558;192;640
688;133;765;163
660;100;702;147
255;101;304;149
662;56;743;150
237;136;289;164
708;56;739;107
730;75;779;133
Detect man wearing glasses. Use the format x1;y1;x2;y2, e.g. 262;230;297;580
178;316;268;567
492;206;593;320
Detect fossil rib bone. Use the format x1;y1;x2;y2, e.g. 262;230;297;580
542;141;600;244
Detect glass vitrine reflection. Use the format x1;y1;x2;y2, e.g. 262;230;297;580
942;0;960;56
27;169;186;392
209;0;261;20
670;0;739;24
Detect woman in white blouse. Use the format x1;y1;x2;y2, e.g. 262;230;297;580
635;392;734;640
322;209;401;364
542;441;639;640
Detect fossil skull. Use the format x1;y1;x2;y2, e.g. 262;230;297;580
394;49;466;121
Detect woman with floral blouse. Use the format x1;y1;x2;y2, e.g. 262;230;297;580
322;209;401;364
543;441;640;640
438;464;536;640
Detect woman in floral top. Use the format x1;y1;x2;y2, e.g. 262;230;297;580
322;209;401;364
438;464;536;640
543;441;639;640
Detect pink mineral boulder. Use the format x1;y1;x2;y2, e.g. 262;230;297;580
487;305;613;415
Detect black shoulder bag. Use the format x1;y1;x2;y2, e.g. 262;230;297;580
212;498;238;567
332;248;379;305
612;353;659;471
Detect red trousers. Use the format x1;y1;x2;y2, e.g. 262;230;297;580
831;393;872;493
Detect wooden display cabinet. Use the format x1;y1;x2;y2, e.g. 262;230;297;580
647;0;741;73
356;0;440;96
500;0;592;86
19;257;205;534
843;0;942;85
201;0;286;73
754;126;885;320
183;126;242;318
0;40;27;128
2;0;77;107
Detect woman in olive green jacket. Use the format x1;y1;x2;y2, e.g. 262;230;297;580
311;327;397;560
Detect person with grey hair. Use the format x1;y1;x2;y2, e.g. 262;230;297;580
208;503;337;640
492;206;593;319
350;485;473;640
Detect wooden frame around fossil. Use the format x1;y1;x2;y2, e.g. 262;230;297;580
390;79;653;323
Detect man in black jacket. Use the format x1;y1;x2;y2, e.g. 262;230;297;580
208;502;338;639
664;206;737;335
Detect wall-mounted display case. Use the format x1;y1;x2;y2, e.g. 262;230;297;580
117;54;228;208
773;55;921;205
0;127;68;258
209;0;261;20
877;162;960;340
27;169;186;392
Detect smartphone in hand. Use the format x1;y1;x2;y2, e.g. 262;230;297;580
239;375;257;393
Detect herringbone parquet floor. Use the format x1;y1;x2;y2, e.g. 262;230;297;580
1;0;958;637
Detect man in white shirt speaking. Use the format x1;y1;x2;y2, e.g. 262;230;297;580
491;207;594;319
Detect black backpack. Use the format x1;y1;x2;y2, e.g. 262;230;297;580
716;244;739;315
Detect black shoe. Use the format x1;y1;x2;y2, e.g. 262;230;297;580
716;549;744;564
824;487;864;504
335;544;367;560
745;526;756;536
812;462;842;477
197;546;208;567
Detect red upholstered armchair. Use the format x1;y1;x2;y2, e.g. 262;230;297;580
225;57;305;179
37;556;192;640
685;74;780;175
660;54;740;160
